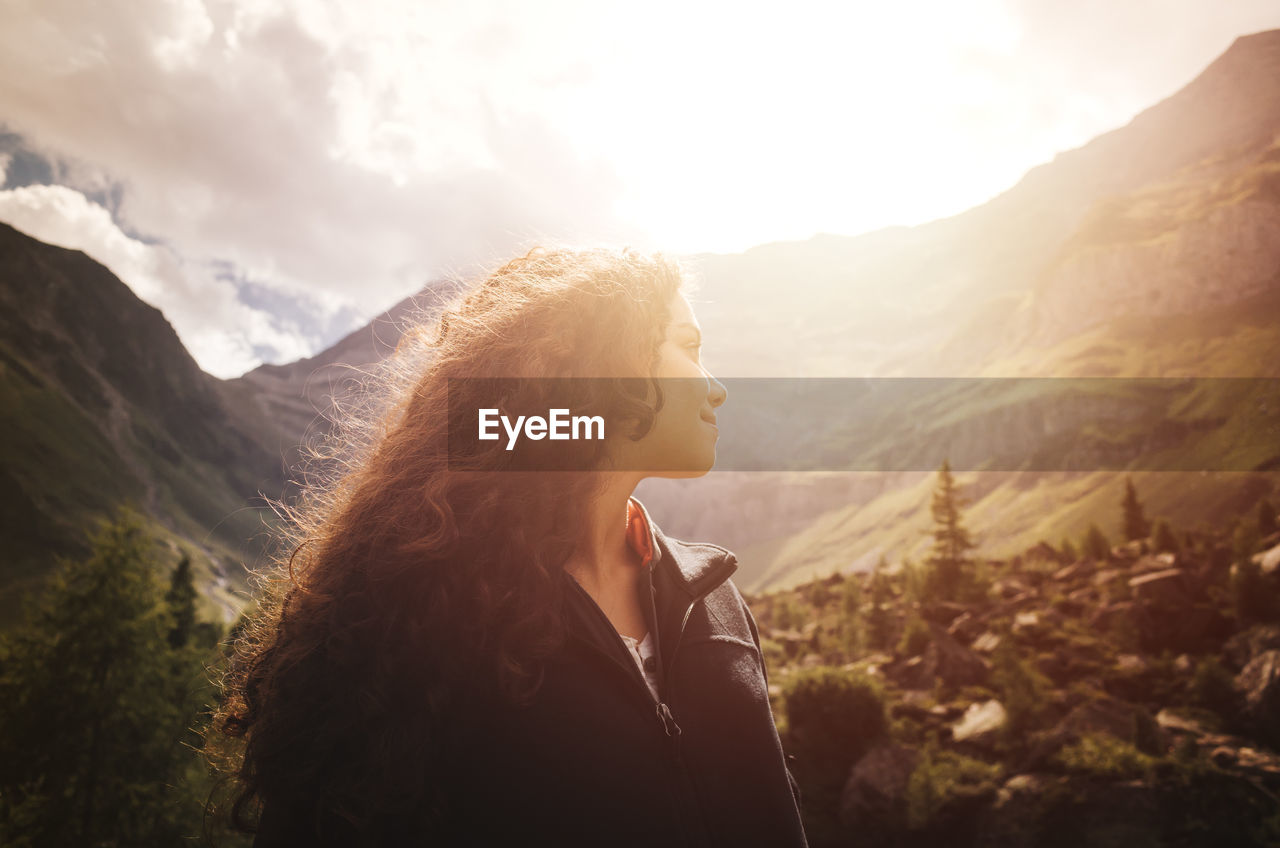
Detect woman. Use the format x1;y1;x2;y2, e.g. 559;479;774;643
206;246;808;847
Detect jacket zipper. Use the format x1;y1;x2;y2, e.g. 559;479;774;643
565;558;737;847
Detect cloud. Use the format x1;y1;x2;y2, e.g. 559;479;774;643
0;182;314;377
0;0;1278;378
0;0;627;375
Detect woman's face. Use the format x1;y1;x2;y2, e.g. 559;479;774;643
613;291;727;477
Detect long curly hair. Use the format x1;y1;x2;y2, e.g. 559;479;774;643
204;246;693;844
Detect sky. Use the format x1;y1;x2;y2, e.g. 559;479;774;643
1;0;1278;379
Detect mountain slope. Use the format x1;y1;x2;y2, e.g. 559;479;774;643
0;222;283;623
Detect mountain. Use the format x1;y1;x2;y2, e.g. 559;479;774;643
0;222;286;623
642;31;1280;589
3;31;1279;617
220;278;465;500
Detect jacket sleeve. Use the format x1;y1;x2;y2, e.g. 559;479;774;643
739;592;804;812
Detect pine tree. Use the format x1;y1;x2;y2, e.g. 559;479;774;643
165;551;198;650
1152;519;1180;555
925;459;976;601
0;508;199;845
1121;476;1151;543
1059;537;1078;564
1082;523;1111;561
865;557;894;651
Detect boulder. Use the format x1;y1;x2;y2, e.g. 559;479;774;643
970;632;1002;654
1224;624;1280;669
1092;567;1122;587
838;742;920;833
991;577;1031;600
1052;559;1096;583
921;601;968;628
947;611;984;645
1235;650;1280;737
1128;568;1190;606
1251;541;1280;575
1088;601;1135;632
1112;539;1146;560
951;699;1008;749
1025;695;1167;769
890;624;992;690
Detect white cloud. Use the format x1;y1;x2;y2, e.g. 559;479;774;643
0;0;1277;375
0;183;312;377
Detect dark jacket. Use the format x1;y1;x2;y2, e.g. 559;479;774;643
254;498;808;847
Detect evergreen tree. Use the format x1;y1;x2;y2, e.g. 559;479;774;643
1082;523;1111;561
1152;519;1180;555
865;557;894;651
1258;498;1277;539
839;576;863;656
925;459;976;601
165;551;198;650
0;508;199;846
1058;537;1078;564
1121;476;1151;543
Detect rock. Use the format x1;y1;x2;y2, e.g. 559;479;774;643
1115;653;1148;674
1230;745;1280;785
893;690;955;724
1092;567;1122;587
1128;568;1190;606
800;652;824;668
991;577;1031;600
1173;654;1193;674
1012;611;1040;634
1251;541;1280;575
1052;559;1096;583
1065;587;1095;606
1026;696;1168;769
1156;708;1211;737
838;742;920;833
947;611;984;645
1211;746;1238;768
971;632;1001;654
927;623;992;688
891;625;992;690
951;699;1008;747
1052;596;1087;617
1112;539;1146;560
1235;650;1280;732
1088;600;1135;632
1225;625;1280;668
1022;541;1060;564
1036;652;1074;687
921;601;968;628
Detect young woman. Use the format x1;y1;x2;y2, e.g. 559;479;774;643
207;247;809;847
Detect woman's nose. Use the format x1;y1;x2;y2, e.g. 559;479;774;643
707;373;727;409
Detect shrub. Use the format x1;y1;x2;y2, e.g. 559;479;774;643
809;580;833;608
905;738;1003;830
773;593;805;630
1053;733;1155;780
1082;523;1111;561
991;634;1049;739
1188;656;1240;719
783;666;888;792
841;575;863;616
897;616;932;658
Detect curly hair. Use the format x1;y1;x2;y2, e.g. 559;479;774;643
203;246;694;844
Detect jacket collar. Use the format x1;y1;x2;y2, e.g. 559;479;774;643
628;496;739;601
